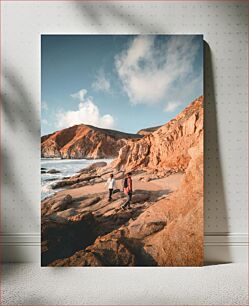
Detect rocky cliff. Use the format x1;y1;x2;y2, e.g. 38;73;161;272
113;96;203;172
41;124;141;159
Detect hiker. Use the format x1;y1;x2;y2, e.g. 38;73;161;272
121;172;133;210
106;173;116;201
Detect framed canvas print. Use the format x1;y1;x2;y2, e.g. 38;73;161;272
41;35;204;267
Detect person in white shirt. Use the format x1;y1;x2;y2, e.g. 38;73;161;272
106;173;116;201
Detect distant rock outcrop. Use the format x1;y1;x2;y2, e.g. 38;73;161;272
113;96;203;172
41;124;142;159
137;125;161;136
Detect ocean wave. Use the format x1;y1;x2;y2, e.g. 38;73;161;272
41;158;113;200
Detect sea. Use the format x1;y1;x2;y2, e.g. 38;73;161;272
41;158;112;200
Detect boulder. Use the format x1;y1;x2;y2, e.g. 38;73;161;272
129;220;166;239
52;180;75;189
50;231;136;267
52;174;98;189
47;169;61;174
41;212;96;266
78;174;98;181
50;194;72;212
77;162;107;174
51;208;78;221
69;181;89;189
88;161;107;170
89;177;103;184
94;177;103;184
78;196;101;209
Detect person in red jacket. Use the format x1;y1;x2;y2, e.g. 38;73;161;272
121;172;133;210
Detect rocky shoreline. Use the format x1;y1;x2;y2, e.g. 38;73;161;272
41;163;182;266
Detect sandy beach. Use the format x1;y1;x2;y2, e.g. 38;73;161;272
59;172;184;199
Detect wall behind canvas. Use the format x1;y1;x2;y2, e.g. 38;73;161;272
1;1;248;263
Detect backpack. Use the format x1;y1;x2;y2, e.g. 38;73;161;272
123;177;128;188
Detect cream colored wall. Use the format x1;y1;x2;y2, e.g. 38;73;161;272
1;0;248;262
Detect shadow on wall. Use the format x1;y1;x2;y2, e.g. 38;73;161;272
1;66;40;267
1;67;39;139
204;42;230;264
74;2;165;33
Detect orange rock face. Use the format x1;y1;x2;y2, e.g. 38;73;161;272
125;135;204;266
41;124;141;159
137;125;161;136
113;96;203;172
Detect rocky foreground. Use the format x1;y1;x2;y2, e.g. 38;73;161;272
41;96;204;266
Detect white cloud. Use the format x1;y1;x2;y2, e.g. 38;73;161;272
70;89;88;101
41;101;48;111
164;101;181;112
56;89;115;129
115;35;200;105
92;70;111;93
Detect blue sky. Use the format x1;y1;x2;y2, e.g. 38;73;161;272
41;35;203;136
